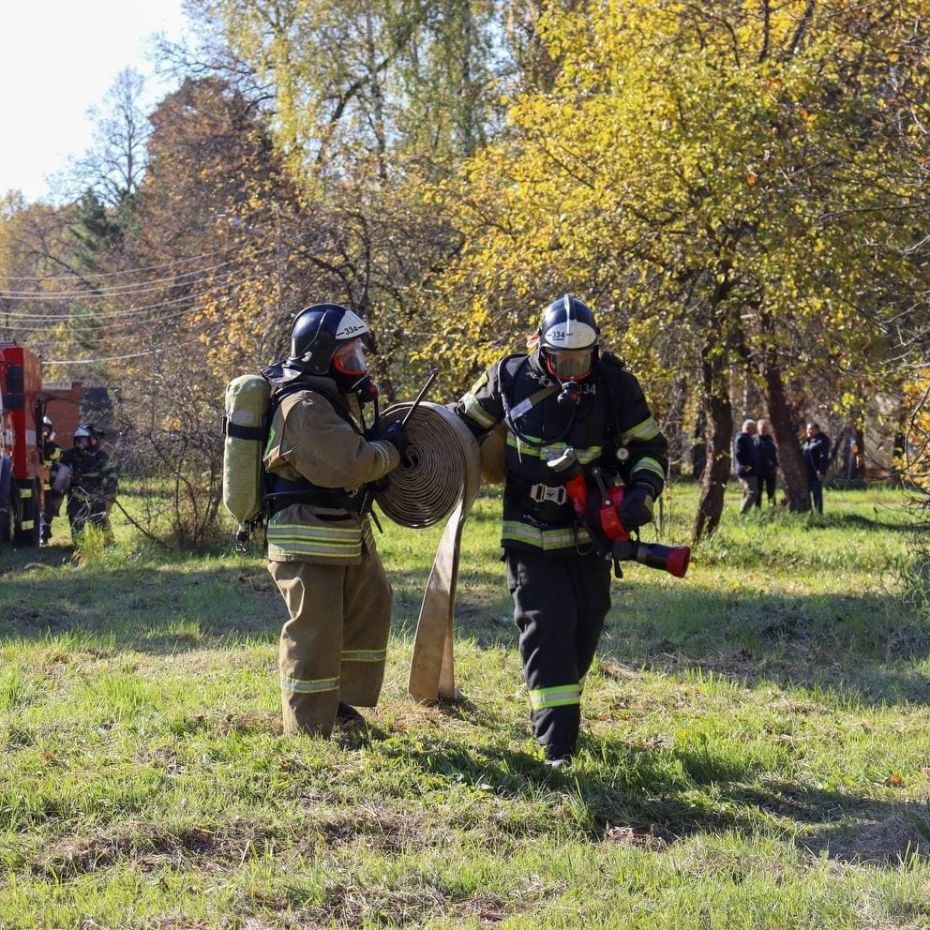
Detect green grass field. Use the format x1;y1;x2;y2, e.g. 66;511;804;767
1;482;929;929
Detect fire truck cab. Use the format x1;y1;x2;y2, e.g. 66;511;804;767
0;342;45;547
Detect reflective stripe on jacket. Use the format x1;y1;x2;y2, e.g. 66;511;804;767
266;510;377;562
263;376;399;565
456;351;668;556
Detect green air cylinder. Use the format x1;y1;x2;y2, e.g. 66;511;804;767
223;374;271;533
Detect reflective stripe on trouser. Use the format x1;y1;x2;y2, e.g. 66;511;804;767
269;546;392;736
505;548;612;755
529;683;582;710
502;520;590;553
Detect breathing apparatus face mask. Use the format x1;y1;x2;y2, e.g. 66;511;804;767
332;337;368;378
330;337;379;404
544;346;594;382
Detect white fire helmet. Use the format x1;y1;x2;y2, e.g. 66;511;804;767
538;294;599;380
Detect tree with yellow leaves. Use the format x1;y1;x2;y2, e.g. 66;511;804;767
425;0;930;537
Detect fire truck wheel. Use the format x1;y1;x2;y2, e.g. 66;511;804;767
13;477;41;548
0;455;13;545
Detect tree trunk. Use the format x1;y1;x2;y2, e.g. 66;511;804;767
693;347;733;541
763;362;809;511
759;311;809;511
690;405;706;481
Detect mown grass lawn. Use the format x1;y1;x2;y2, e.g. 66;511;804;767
1;482;929;929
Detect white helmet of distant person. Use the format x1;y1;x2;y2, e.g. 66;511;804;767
73;424;94;446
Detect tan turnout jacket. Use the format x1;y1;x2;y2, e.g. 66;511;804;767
263;380;399;564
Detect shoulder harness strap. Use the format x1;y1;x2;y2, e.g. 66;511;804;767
499;355;565;449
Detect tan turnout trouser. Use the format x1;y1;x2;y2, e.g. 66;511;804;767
269;548;392;736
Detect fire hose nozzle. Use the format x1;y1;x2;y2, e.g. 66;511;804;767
613;539;691;578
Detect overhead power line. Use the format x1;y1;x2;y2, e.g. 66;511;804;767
43;349;169;365
1;290;217;322
0;247;277;301
0;255;278;321
1;303;213;334
1;248;248;282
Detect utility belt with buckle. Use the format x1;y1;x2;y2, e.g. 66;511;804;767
528;483;568;505
265;475;364;516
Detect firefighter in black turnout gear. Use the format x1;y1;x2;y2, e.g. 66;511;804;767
59;424;119;543
40;416;63;544
454;295;668;767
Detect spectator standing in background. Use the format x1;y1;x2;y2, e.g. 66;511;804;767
801;422;831;514
755;418;778;507
733;419;759;514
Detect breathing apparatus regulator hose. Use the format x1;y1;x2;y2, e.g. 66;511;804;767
374;402;482;701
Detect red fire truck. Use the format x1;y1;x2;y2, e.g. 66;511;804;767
0;342;45;547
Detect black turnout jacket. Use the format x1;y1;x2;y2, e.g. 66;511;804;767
455;351;668;556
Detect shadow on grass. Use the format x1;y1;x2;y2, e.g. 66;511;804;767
0;539;513;654
733;782;930;862
449;580;930;708
384;729;930;862
810;512;919;533
608;581;930;707
0;552;282;650
2;532;926;708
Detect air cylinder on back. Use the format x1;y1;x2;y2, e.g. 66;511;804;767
223;374;271;536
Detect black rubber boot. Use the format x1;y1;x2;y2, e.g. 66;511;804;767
544;744;574;769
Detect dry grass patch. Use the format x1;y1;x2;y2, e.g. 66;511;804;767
803;806;930;864
34;817;281;878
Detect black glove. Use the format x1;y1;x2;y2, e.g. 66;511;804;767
619;483;655;530
381;421;410;454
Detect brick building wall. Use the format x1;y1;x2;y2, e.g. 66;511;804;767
42;381;83;449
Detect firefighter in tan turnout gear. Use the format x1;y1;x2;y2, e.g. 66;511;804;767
262;304;408;736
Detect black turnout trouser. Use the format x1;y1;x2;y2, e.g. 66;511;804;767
505;547;612;757
41;490;63;541
67;495;112;541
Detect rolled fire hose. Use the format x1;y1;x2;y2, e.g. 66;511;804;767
375;401;481;702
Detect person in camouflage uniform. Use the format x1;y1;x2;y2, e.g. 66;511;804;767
60;424;119;542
